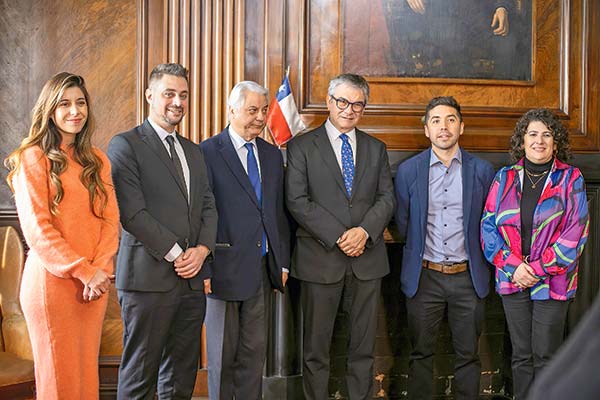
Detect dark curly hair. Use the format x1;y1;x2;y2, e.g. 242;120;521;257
510;108;572;162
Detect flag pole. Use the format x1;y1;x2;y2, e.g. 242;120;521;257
285;65;290;78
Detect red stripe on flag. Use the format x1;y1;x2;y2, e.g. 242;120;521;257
266;100;293;146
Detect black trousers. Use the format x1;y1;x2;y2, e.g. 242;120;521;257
300;272;381;400
501;290;570;400
117;279;206;400
406;268;484;400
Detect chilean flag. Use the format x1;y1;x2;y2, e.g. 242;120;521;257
266;75;306;146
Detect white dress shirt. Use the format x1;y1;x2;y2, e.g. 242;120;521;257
325;118;357;172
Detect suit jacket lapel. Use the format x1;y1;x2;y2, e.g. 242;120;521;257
218;129;260;208
140;120;188;202
417;149;430;238
314;126;347;195
256;138;274;207
461;149;474;231
351;130;368;199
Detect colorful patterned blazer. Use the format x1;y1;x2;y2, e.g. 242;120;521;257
481;158;589;300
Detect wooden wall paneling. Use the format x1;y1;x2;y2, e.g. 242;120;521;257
244;0;265;83
200;0;213;141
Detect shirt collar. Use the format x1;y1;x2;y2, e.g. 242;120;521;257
228;125;258;150
429;147;462;167
325;119;356;143
148;118;177;142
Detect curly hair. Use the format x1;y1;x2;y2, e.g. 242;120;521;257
5;72;108;217
510;108;572;162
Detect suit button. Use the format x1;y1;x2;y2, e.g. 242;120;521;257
349;203;353;208
257;241;262;247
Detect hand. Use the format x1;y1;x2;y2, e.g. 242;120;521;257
491;7;509;36
337;227;368;257
512;262;539;289
84;269;113;302
174;245;210;279
203;278;212;294
406;0;425;14
282;271;289;287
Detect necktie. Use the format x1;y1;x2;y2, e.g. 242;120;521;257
245;143;267;256
340;133;354;197
166;135;188;201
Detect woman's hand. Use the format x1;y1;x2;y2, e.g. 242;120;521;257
83;269;113;302
512;262;539;289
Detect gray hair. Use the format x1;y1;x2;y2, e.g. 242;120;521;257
227;81;269;110
327;73;370;103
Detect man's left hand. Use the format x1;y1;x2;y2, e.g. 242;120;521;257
174;245;211;279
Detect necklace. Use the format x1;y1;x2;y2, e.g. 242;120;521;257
524;168;548;189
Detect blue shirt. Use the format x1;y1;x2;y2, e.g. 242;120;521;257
423;149;467;264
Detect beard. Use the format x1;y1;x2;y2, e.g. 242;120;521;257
163;106;185;126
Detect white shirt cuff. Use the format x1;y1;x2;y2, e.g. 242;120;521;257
165;243;184;262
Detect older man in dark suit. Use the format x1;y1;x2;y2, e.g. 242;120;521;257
285;73;395;400
108;63;217;400
200;81;290;400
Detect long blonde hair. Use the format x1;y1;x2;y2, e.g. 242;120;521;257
5;72;108;218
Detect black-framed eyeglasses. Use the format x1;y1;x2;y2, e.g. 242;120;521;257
330;95;366;113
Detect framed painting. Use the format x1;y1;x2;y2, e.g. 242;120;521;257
342;0;533;82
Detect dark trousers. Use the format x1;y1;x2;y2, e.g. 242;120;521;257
205;260;269;400
117;279;206;400
300;272;381;400
406;268;484;400
501;290;570;400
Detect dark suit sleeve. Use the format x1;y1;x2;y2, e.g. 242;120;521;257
358;144;396;247
285;139;348;249
194;147;218;253
394;162;410;243
276;151;291;269
107;134;179;260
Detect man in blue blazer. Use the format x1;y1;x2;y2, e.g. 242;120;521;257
394;96;495;400
200;81;290;399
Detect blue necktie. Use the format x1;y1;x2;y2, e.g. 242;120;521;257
340;133;354;197
245;143;267;256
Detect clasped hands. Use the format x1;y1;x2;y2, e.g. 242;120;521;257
337;227;368;257
83;268;114;302
512;262;540;289
174;245;211;279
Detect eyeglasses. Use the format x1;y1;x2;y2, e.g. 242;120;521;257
330;95;366;113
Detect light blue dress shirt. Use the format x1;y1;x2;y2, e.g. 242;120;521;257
423;149;468;264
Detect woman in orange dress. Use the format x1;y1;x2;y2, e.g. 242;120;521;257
5;72;119;399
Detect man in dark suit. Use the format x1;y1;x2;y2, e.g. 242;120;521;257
108;63;217;400
200;81;290;399
286;73;395;400
394;96;495;400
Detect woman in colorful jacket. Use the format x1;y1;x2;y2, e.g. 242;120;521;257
480;108;589;400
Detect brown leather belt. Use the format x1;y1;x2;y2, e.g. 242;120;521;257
422;260;468;274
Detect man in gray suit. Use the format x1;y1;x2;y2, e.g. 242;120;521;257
108;63;217;399
285;73;395;400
